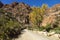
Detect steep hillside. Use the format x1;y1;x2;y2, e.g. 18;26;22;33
0;1;60;40
2;2;32;24
0;2;32;40
41;4;60;27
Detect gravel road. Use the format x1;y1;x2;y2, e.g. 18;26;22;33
15;29;51;40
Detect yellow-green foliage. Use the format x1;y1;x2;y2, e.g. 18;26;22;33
29;4;48;28
29;7;41;27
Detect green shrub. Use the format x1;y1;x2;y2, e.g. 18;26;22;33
39;27;45;31
52;27;60;34
0;12;23;40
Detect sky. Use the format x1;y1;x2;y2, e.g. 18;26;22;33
0;0;60;7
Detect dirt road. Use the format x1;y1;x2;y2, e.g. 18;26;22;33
15;29;51;40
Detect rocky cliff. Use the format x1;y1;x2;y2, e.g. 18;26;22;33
0;2;32;26
0;1;60;29
41;4;60;27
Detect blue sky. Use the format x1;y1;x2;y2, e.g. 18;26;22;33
0;0;60;7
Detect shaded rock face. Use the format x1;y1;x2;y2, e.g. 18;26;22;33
9;2;18;8
1;2;32;25
0;1;3;8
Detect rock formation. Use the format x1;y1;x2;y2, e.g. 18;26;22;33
41;4;60;27
0;1;3;8
0;2;32;26
0;1;60;28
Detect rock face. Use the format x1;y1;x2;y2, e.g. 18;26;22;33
46;4;60;13
41;4;60;27
0;1;60;28
0;1;3;8
1;2;32;26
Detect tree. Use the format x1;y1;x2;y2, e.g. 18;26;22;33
41;4;48;15
29;7;42;29
29;4;48;30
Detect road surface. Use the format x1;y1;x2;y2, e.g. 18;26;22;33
14;29;52;40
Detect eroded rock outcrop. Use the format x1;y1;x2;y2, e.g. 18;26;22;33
41;4;60;27
1;2;32;25
0;1;3;8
